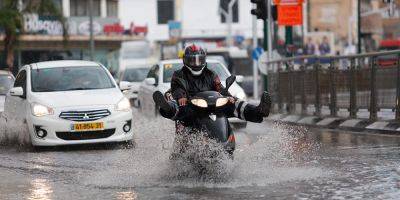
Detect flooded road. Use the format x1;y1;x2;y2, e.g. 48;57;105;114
1;110;400;199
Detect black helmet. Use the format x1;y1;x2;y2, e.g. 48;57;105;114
183;44;206;75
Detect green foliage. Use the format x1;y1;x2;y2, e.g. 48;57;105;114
0;0;68;69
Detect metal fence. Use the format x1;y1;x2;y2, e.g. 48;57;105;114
264;50;400;121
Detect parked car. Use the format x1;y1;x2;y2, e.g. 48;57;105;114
3;60;134;147
138;59;247;129
0;70;15;113
119;64;151;107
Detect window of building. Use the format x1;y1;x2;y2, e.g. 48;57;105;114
107;0;118;17
157;0;174;24
52;0;62;11
21;0;62;13
220;0;239;23
70;0;101;17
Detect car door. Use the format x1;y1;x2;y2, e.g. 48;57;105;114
4;69;27;121
139;64;159;116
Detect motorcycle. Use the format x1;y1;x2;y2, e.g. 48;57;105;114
168;75;237;157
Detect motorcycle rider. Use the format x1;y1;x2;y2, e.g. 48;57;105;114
153;44;271;124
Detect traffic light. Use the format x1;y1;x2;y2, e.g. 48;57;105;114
251;0;267;20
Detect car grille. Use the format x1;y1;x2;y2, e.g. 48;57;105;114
59;109;111;122
56;129;116;140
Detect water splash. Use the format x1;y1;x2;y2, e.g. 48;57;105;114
83;111;325;189
0;115;31;147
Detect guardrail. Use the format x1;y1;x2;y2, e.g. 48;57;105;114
262;50;400;121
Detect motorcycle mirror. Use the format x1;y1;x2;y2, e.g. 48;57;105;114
225;75;236;90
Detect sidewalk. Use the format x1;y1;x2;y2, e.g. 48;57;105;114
266;104;400;134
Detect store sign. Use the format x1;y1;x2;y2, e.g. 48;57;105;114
23;14;122;36
168;21;182;40
77;21;102;35
277;4;303;26
24;14;63;35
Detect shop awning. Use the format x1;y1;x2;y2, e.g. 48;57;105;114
0;34;145;50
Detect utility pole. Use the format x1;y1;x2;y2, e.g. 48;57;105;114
285;26;293;56
252;3;259;99
220;0;238;48
266;0;272;61
357;0;361;53
250;0;269;92
89;0;95;61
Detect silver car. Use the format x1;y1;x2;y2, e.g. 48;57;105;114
0;70;15;113
138;59;247;129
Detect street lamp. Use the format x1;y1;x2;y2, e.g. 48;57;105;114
89;0;95;61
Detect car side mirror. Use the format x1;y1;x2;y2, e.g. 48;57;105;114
236;75;244;83
144;78;156;86
225;75;236;90
10;87;24;97
119;81;132;91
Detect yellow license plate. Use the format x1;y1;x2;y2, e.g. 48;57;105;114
72;122;104;131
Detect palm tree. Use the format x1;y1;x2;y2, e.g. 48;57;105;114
0;0;67;72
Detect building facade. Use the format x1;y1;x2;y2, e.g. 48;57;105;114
308;0;400;53
119;0;263;43
0;0;142;73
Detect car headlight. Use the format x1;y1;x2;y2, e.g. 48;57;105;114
236;91;247;100
216;97;229;107
31;103;54;117
115;97;131;112
191;99;208;108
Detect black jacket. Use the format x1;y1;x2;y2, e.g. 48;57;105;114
171;66;230;100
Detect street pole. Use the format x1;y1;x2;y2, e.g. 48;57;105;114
285;26;293;56
227;0;238;47
267;0;272;61
89;0;95;61
252;3;259;99
357;0;361;53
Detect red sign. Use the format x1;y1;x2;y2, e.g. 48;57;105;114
277;4;303;26
274;0;303;5
103;23;124;35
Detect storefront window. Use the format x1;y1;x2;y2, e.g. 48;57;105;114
70;0;100;17
21;0;62;12
107;0;118;17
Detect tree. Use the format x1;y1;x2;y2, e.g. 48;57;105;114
0;0;67;72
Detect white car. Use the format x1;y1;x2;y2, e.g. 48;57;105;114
0;70;15;113
138;59;247;128
118;65;151;106
3;60;134;147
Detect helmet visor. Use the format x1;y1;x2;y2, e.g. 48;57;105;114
185;54;206;71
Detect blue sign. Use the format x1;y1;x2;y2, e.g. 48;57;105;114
168;21;181;30
168;21;182;39
252;47;264;60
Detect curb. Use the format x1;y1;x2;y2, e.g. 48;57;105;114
267;114;400;135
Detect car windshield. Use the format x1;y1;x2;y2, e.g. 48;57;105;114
0;75;14;95
31;66;115;92
122;68;149;82
163;62;229;83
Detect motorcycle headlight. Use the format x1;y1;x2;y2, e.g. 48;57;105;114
31;103;54;117
216;97;229;107
191;99;208;108
115;97;131;112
